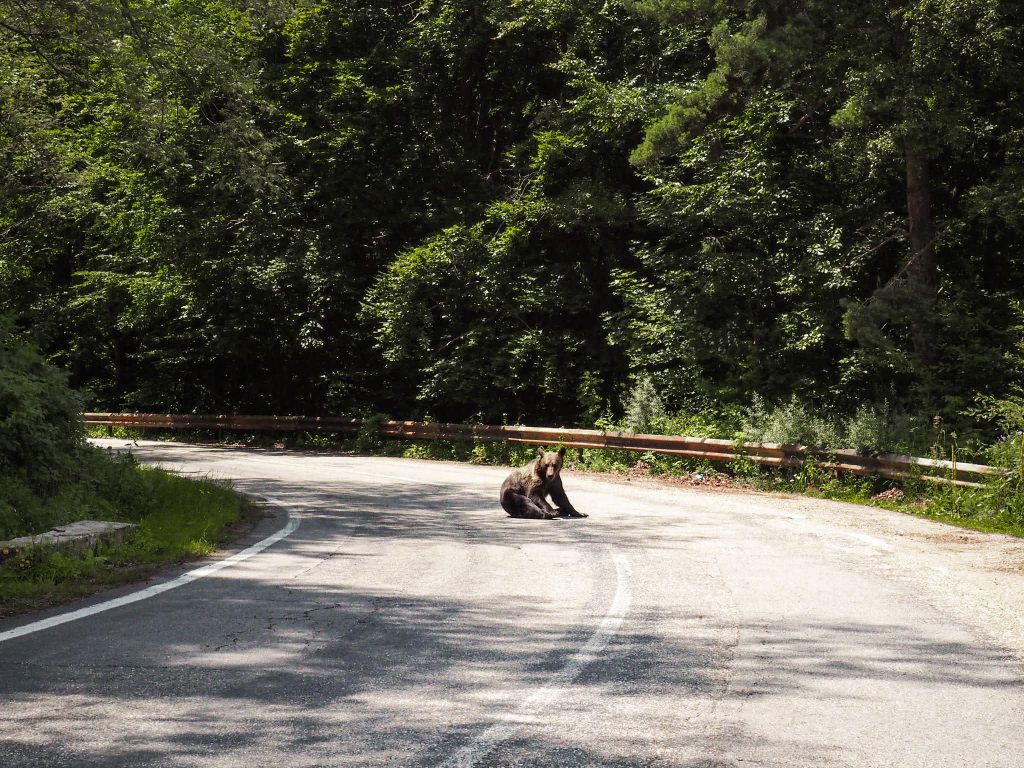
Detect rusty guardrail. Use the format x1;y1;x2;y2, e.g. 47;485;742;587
83;413;1009;488
83;412;363;433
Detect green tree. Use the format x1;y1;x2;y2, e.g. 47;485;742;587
361;0;666;422
627;0;1024;418
3;0;1024;437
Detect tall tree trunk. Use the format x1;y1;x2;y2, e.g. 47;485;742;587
905;147;938;362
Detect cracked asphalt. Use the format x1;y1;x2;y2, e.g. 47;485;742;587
1;440;1023;767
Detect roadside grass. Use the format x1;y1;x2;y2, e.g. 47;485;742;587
746;463;1024;538
0;447;247;617
891;480;1024;538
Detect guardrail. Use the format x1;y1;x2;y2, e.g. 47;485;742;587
83;412;1009;488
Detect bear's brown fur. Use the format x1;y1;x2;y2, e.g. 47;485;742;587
500;447;586;519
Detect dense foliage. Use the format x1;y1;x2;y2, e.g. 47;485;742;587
3;0;1024;434
0;314;83;498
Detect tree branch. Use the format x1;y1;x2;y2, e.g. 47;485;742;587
0;18;86;88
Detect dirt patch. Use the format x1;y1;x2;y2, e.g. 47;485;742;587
918;532;986;545
566;465;751;494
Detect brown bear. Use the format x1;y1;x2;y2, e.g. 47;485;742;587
500;447;587;519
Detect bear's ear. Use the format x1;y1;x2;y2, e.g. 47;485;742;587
557;446;566;458
535;447;545;460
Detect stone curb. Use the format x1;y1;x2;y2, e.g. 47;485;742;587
0;520;138;562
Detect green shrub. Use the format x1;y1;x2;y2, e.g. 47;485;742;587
742;394;842;447
975;391;1024;476
660;408;740;439
468;441;534;466
623;376;665;434
738;395;935;455
843;402;897;454
0;315;84;493
355;412;391;452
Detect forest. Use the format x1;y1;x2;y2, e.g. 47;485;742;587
3;0;1024;449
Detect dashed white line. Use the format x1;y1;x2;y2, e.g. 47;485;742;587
438;548;632;768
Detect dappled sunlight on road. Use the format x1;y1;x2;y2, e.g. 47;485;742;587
3;443;1024;767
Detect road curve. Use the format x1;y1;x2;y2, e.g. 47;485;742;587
1;440;1023;767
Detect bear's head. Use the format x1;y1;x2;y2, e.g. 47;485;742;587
534;446;566;481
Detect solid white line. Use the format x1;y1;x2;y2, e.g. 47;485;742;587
0;501;300;645
439;548;632;768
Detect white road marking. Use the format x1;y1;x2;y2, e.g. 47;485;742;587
0;501;299;645
438;548;633;768
840;531;893;551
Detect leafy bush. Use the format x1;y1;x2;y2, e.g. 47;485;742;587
843;403;898;454
399;439;473;462
0;316;98;539
739;395;927;455
660;408;741;439
0;315;84;493
623;376;665;434
741;395;842;447
355;413;394;453
467;441;535;467
976;391;1024;475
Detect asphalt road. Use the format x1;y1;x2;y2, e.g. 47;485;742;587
2;440;1023;767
